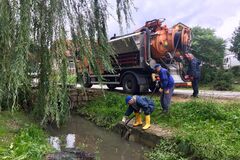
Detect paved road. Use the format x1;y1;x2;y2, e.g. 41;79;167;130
77;84;240;100
174;89;240;100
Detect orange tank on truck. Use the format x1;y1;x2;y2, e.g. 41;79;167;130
136;19;191;59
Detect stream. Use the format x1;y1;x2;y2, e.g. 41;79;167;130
47;115;148;160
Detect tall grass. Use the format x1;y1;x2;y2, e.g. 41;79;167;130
0;125;52;160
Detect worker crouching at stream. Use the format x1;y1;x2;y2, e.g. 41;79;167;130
122;95;155;130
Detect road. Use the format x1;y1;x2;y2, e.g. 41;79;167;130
85;85;240;100
174;89;240;100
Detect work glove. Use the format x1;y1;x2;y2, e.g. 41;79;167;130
122;116;127;122
159;88;163;93
164;89;170;94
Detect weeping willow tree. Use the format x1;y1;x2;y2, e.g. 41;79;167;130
0;0;133;126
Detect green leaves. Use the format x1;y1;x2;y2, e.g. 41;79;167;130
191;26;225;67
0;0;133;126
78;92;126;129
0;125;52;160
230;24;240;60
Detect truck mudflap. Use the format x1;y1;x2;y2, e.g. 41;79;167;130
171;74;192;87
175;82;192;87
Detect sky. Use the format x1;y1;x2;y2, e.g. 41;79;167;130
107;0;240;45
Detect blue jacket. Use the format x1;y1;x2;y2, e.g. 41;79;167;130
125;96;154;116
158;68;174;89
187;58;201;78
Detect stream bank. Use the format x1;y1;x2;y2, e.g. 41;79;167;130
0;111;52;160
78;91;240;160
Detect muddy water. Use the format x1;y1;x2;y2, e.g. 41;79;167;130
47;115;148;160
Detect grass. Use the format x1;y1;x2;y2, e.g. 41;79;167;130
199;83;240;92
0;111;32;147
178;84;240;92
0;111;52;160
78;91;240;159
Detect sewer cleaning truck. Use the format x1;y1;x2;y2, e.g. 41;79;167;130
82;19;192;94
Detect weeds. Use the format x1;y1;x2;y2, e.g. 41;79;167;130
0;112;53;160
78;92;126;129
146;140;188;160
0;125;52;160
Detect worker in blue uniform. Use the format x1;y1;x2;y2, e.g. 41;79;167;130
154;64;175;113
122;95;155;130
185;53;201;98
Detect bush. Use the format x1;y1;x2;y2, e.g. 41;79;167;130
200;65;218;84
230;66;240;77
213;71;234;90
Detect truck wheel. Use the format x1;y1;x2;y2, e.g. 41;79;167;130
107;84;117;90
122;74;139;94
83;73;92;88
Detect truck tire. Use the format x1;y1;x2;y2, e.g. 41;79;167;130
122;74;139;94
83;73;92;88
106;84;117;90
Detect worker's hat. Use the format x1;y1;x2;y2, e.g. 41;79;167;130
154;63;161;69
125;96;132;104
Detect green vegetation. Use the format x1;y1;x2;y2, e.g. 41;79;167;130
78;92;240;159
230;23;240;60
67;74;77;85
146;140;187;160
79;93;126;129
0;0;132;125
198;66;240;91
190;26;240;91
0;112;52;160
191;26;225;67
190;26;235;91
0;112;30;147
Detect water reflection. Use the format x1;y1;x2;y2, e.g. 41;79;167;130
49;136;61;151
49;134;76;151
66;134;75;148
47;116;148;160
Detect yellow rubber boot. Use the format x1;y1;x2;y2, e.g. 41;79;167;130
142;115;151;130
133;113;142;127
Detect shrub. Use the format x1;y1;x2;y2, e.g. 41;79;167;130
200;65;218;84
213;71;234;90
